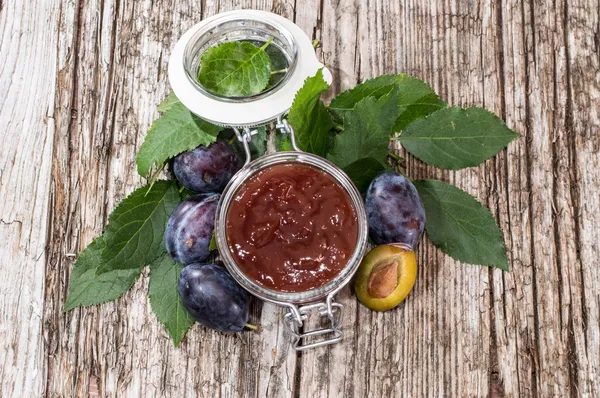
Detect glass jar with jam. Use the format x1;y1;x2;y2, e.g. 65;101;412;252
169;10;368;350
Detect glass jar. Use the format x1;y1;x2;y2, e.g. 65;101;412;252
215;149;368;350
169;10;363;350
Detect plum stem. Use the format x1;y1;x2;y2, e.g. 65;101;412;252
245;323;263;332
333;121;344;132
388;152;408;177
388;152;405;163
145;163;165;196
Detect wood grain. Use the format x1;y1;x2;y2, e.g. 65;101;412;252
0;0;58;396
0;0;598;396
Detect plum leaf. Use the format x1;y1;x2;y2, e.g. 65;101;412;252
342;157;388;193
329;74;446;132
209;233;218;251
287;69;333;157
149;254;195;347
414;179;509;270
63;236;144;311
136;93;221;177
96;180;181;275
328;85;400;168
197;38;273;97
397;107;520;170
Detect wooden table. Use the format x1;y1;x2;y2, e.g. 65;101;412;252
1;0;599;396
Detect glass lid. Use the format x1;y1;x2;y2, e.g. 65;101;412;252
169;10;331;128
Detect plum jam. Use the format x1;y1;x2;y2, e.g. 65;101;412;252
225;163;359;292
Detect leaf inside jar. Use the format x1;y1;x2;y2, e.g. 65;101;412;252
197;37;286;97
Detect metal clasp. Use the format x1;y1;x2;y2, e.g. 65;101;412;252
233;117;300;166
276;117;302;152
232;126;259;166
282;294;344;351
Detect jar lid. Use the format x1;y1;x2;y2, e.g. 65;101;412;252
169;10;332;128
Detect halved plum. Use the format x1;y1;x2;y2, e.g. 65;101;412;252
354;244;417;311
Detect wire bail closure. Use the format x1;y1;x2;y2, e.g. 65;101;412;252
232;126;257;166
231;120;345;351
283;294;344;351
232;117;302;166
276;116;302;152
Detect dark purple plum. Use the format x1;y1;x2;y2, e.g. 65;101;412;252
165;193;219;264
178;264;249;332
173;140;241;193
366;173;426;248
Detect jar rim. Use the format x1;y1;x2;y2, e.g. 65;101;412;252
215;152;369;305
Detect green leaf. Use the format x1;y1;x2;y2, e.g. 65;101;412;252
274;133;293;152
342;157;388;193
413;179;509;270
397;107;520;170
329;76;399;117
63;236;144;311
266;44;291;89
149;254;195;347
329;74;446;132
328;86;400;168
96;180;181;275
197;38;273;97
250;126;268;158
287;69;333;157
156;91;180;112
136;94;222;177
209;232;218;251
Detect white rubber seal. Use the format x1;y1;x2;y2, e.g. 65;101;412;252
169;10;331;128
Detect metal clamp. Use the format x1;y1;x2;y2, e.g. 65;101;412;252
232;118;302;166
276;117;302;152
283;295;344;351
232;126;259;166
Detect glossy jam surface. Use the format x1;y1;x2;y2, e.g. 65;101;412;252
225;163;358;292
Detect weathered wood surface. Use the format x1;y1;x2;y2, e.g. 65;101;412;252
1;0;599;396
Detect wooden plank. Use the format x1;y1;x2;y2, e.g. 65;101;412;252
491;1;540;396
524;0;570;392
488;0;536;395
0;0;59;396
1;0;599;396
567;1;600;394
